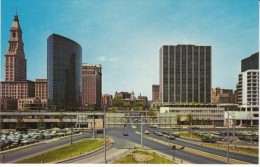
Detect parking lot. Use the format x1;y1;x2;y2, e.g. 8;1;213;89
0;128;82;151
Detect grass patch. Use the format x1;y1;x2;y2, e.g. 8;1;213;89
180;132;202;139
202;143;258;154
113;150;175;164
17;139;104;163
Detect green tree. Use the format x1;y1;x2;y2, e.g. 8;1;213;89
112;97;124;108
186;114;193;125
176;115;181;125
37;115;45;129
55;113;65;129
16;116;24;129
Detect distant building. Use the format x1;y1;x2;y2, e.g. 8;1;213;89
114;91;131;99
82;64;102;110
159;45;211;103
152;85;160;102
211;88;235;104
47;34;82;111
1;14;35;100
102;94;113;108
35;79;47;100
160;104;225;126
18;97;42;111
1;97;17;111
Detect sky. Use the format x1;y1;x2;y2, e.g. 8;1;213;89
1;0;259;100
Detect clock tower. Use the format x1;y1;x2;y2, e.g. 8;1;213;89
5;13;27;81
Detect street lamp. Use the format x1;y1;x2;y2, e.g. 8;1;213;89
103;105;107;164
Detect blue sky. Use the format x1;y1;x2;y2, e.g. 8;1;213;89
1;0;259;100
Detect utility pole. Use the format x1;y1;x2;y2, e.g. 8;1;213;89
141;115;143;149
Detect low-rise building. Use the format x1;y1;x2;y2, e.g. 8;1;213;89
18;97;42;111
1;97;17;111
160;104;225;126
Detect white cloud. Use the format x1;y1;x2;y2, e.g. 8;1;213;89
108;57;117;61
97;56;117;62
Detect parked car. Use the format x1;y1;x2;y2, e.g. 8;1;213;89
154;131;163;136
171;132;180;137
0;140;8;150
201;137;217;143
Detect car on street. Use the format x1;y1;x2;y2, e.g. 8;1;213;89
167;135;175;140
144;130;150;134
123;131;128;136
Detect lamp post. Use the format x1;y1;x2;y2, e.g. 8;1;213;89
103;105;107;164
69;115;73;145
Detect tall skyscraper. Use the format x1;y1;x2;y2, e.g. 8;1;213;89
0;14;35;100
82;64;102;110
47;34;82;111
237;52;259;106
241;52;259;72
159;45;211;103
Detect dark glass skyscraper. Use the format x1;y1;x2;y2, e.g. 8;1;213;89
47;34;82;111
241;52;259;72
159;45;211;103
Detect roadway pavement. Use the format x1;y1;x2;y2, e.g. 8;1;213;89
0;125;258;164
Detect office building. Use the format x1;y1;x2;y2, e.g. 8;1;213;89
82;64;102;110
241;52;259;72
0;13;35;104
159;45;211;103
152;85;160;102
237;52;259;106
47;34;82;111
35;79;47;100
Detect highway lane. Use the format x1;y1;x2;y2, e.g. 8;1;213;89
143;126;258;164
64;125;225;164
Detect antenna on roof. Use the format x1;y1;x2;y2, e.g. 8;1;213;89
15;7;18;15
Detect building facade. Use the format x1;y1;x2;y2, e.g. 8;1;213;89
232;52;259;126
159;45;211;103
18;97;42;111
102;94;113;109
160;104;225;126
47;34;82;111
35;79;47;100
241;52;259;72
0;14;35;108
211;88;235;104
152;85;160;102
82;64;102;110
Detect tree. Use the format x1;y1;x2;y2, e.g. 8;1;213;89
16;116;24;129
186;114;193;125
112;97;124;108
55;113;65;129
176;115;181;125
37;115;45;129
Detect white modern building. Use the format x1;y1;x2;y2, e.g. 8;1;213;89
233;52;259;126
160;104;225;126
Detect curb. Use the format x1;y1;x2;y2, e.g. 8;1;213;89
56;140;112;163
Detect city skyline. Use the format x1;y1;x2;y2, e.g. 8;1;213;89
1;0;259;100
